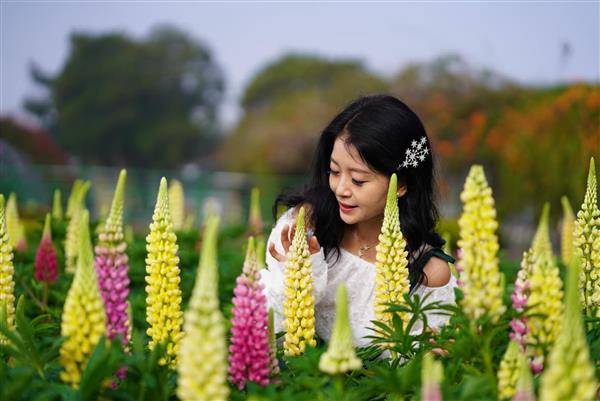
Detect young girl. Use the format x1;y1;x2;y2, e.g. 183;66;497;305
259;94;457;348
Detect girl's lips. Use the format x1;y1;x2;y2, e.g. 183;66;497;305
338;202;357;212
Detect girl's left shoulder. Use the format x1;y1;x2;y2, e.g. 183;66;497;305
422;255;452;287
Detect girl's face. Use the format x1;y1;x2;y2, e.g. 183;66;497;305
328;135;391;226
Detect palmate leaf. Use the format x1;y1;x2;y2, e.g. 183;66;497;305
78;337;124;401
110;331;175;401
363;291;452;364
0;296;61;379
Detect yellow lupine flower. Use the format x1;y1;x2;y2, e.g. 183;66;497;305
248;187;266;268
531;203;552;257
145;177;183;367
421;352;444;401
59;210;106;387
457;165;505;322
574;157;600;316
65;180;91;273
497;341;521;400
283;206;316;356
525;204;563;373
66;179;82;219
560;196;575;267
512;349;534;401
0;195;16;341
374;173;410;326
177;215;229;401
248;187;264;236
539;255;597;401
168;179;185;231
319;283;362;374
52;188;63;220
6;193;26;251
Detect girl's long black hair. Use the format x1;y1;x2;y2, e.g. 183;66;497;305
273;94;445;291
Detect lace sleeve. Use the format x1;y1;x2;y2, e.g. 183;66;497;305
259;209;328;334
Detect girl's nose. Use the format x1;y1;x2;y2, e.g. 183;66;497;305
335;176;352;197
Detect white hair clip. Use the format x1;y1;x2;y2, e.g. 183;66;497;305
398;136;429;169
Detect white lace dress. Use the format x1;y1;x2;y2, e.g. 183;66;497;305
259;208;458;348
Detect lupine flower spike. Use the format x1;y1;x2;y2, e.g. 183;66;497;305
374;173;410;327
574;157;600;316
59;210;106;387
52;188;63;220
35;214;58;306
6;193;26;252
228;236;271;389
168;179;185;231
65;180;91;273
0;195;16;341
560;196;575;267
95;170;131;349
457;165;505;322
421;353;444;401
319;283;362;375
509;204;554;355
539;255;597;400
145;177;183;367
248;187;264;236
283;206;317;356
512;352;535;401
66;179;82;219
248;187;266;268
497;341;522;400
177;215;229;401
525;203;563;374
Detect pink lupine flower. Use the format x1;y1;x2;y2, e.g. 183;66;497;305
509;318;529;351
94;170;130;347
95;241;130;345
509;266;531;351
530;357;544;375
34;214;57;284
228;237;271;390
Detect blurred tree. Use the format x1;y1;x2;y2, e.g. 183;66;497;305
24;25;225;168
219;54;387;174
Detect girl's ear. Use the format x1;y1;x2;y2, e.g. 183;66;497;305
397;176;408;198
397;184;407;198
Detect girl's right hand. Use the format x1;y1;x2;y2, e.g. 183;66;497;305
268;223;321;263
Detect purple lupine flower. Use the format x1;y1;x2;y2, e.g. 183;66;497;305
34;214;57;284
228;237;271;390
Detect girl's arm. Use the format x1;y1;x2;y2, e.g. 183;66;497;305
259;208;329;334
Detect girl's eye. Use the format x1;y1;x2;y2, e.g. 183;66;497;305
327;169;365;186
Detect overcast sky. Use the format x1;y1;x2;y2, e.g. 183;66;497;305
2;1;598;128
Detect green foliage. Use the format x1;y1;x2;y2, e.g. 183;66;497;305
3;214;598;400
25;25;225;168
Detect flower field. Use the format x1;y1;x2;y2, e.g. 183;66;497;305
1;160;598;401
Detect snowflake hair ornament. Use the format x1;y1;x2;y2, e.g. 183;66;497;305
398;136;429;169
